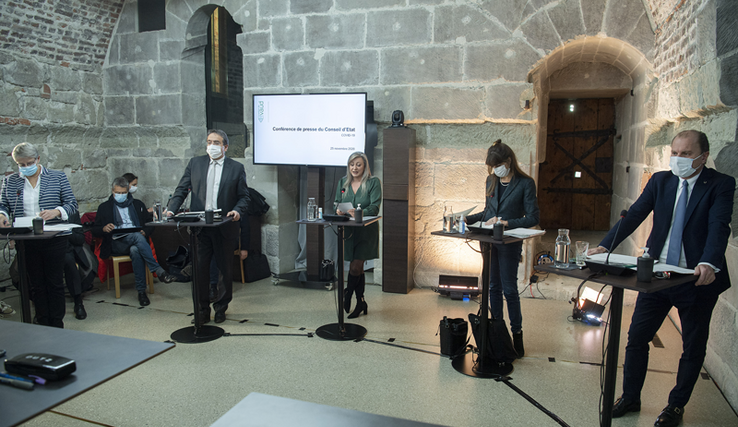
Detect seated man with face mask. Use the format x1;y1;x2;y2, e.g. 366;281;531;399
93;177;175;306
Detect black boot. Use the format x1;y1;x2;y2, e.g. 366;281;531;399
73;295;87;320
348;274;367;319
513;331;524;358
344;274;359;313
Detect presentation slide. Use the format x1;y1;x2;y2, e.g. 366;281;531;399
253;93;367;167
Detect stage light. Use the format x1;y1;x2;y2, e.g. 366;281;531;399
572;286;605;326
438;275;480;300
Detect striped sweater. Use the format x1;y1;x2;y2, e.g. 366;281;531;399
0;166;78;220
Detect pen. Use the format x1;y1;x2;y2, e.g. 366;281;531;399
0;372;35;390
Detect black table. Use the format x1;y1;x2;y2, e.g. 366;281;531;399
0;320;174;427
298;217;381;341
5;231;63;323
147;217;233;343
431;230;533;378
211;392;447;427
534;264;696;427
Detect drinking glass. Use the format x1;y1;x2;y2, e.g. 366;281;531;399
575;241;589;267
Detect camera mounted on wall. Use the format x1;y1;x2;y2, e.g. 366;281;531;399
390;110;404;128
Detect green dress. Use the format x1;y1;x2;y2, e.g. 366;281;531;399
334;176;382;261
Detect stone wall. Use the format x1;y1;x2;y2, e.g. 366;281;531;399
0;0;736;410
628;0;738;413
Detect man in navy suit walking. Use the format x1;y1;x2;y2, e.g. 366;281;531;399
590;130;735;427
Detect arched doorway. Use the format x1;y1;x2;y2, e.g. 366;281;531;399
528;37;654;251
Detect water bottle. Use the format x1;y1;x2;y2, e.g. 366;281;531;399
354;203;363;223
459;213;466;234
318;207;323;220
153;201;162;222
554;228;570;268
307;197;316;221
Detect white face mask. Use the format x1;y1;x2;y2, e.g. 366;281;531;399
669;153;703;178
207;144;223;159
129;185;137;194
493;164;509;178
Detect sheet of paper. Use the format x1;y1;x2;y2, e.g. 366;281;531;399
44;223;82;231
504;228;546;238
469;221;492;229
13;217;33;227
337;202;354;213
587;253;638;265
450;205;477;218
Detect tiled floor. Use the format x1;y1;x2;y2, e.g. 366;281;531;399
1;270;736;427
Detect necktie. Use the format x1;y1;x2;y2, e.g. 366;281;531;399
666;180;688;265
206;161;216;210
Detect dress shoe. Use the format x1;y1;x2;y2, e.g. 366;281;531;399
138;291;150;306
214;306;227;323
654;405;683;427
512;331;524;357
74;302;87;320
612;396;641;418
159;272;176;284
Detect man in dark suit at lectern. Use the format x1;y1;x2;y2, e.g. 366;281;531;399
167;129;250;324
589;130;735;427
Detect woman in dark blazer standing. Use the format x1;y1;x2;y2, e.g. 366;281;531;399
466;140;539;356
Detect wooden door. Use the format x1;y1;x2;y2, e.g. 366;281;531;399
539;99;614;230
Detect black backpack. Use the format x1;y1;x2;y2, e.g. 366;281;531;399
247;187;270;217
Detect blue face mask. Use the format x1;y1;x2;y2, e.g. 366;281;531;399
19;164;38;177
114;193;128;204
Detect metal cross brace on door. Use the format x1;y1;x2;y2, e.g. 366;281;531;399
545;128;615;195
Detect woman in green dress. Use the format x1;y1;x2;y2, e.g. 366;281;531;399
335;152;382;318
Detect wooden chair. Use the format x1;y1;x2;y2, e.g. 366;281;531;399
107;256;154;299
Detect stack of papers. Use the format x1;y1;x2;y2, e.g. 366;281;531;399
504;228;546;238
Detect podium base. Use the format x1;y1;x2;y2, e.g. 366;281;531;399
316;323;367;341
170;325;224;344
452;352;514;378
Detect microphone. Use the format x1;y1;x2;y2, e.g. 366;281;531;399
605;210;628;265
585;209;634;276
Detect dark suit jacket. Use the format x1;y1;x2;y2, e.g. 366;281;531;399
92;196;154;260
600;168;735;295
167;155;250;219
466;174;540;229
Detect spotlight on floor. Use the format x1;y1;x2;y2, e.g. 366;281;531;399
437;275;479;300
572;287;605;326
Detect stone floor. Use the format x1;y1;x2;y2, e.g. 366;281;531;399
0;270;736;427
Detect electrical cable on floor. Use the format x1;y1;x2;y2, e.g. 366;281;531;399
361;338;442;356
498;377;573;427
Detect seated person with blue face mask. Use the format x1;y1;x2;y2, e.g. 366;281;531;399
92;177;175;306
